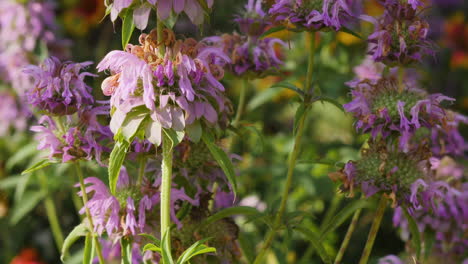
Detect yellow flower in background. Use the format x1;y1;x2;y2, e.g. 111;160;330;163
337;31;361;45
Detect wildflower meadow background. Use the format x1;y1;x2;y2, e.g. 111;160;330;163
0;0;467;263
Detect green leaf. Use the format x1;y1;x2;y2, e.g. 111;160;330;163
162;11;179;29
10;190;46;225
161;230;174;264
122;8;135;49
140;233;162;247
403;207;421;260
319;199;372;240
143;243;162;253
293;103;308;135
108;139;130;195
271;82;305;97
6;143;37;170
83;233;95;264
0;174;23;190
14;172;31;203
318;96;345;113
246;87;282;111
198;206;260;230
201;131;237;196
121;111;149;141
22;159;57;175
296;226;332;264
260;26;286;39
298;158;344;168
186;121;202;143
121;237;133;264
61;223;88;261
177;238;216;264
339;27;363;39
240;124;265;153
163;128;185;149
423;229;436;260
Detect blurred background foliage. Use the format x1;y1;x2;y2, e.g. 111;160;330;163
0;0;467;263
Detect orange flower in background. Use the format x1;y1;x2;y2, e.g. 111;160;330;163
62;0;105;36
10;248;44;264
444;13;468;69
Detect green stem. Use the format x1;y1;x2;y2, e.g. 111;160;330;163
161;133;173;252
358;196;387;264
334;208;362;264
137;156;147;187
253;31;316;264
38;170;64;252
305;32;317;95
75;163;105;264
233;79;248;126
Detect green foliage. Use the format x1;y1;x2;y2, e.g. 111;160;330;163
61;223;88;261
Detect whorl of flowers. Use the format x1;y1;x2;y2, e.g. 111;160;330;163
24;57;95;115
0;0;57;52
268;0;354;31
97;29;231;144
234;0;270;39
391;157;467;262
108;0;214;30
31;106;112;165
79;167;199;237
364;0;432;65
343;76;465;154
334;139;432;206
0;92;29;136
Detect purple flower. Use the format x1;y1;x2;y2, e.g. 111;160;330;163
0;0;57;52
234;0;270;39
31;106;112;164
204;33;285;78
268;0;355;31
378;255;404;264
365;0;433;65
97;29;231;144
24;57;95;115
344;77;464;154
108;0;214;30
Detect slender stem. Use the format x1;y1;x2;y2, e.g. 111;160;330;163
334;208;362;264
74;163;105;264
233;79;248;126
253;31;316;264
397;67;404;94
305;32;317;95
137;156;147;187
161;133;173;251
358;195;387;264
37;170;64;252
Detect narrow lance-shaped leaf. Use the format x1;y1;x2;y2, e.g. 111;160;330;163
122;8;135;49
61;223;88;261
22;159;57;175
270;82;305;97
177;238;216;264
108;139;130;195
198;206;260;230
10;190;46;225
201;131;237;196
83;233;95;264
403;207;422;260
161;230;174;264
121;237;133;264
296;226;332;264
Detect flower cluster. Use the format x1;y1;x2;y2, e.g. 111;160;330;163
203;0;285;78
24;57;95;115
364;0;433;65
98;29;231;144
268;0;354;31
108;0;214;30
384;157;467;263
31;106;112;164
343;76;467;155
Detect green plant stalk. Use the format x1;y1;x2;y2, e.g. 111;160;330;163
38;170;64;252
358;196;387;264
233;78;248;126
75;163;105;264
253;31;316;264
398;66;404;94
161;133;173;254
137;156;147;187
334;208;362;264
